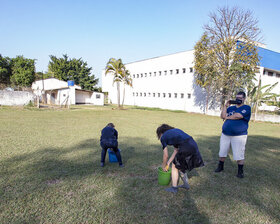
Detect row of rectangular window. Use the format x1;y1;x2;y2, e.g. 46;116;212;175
132;92;191;99
263;70;280;78
132;67;193;79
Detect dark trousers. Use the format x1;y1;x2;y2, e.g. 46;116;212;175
101;142;122;165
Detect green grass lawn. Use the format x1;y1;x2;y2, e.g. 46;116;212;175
0;105;279;224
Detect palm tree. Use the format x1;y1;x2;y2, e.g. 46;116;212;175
247;76;279;120
105;58;125;108
121;69;133;107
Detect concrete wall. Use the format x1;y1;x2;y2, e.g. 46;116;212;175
0;90;35;106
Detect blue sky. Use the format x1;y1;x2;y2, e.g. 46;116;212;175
1;0;279;86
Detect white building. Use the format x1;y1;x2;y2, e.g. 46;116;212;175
32;78;104;106
102;47;280;115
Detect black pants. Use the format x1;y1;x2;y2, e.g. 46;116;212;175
100;141;122;165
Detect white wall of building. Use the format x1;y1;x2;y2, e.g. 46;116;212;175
32;78;81;92
102;50;220;115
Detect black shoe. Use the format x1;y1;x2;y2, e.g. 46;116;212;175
215;165;224;172
119;164;124;168
100;162;105;167
236;173;244;178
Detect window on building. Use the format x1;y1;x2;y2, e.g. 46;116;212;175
163;93;166;98
154;72;156;76
170;70;173;75
268;71;273;76
168;93;171;98
133;74;135;78
137;74;139;78
159;71;162;76
183;68;186;73
144;93;146;97
153;93;155;97
164;70;167;75
181;93;184;98
148;92;151;97
189;67;193;73
136;93;138;96
63;94;66;97
174;93;177;98
140;93;142;97
158;93;160;97
176;69;179;74
149;72;152;76
96;94;100;99
188;93;191;99
263;70;266;75
133;92;135;96
276;73;280;78
145;73;147;77
141;73;143;78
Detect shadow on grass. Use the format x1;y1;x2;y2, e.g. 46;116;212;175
1;135;279;223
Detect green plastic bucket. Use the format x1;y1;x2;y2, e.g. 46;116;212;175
158;167;171;186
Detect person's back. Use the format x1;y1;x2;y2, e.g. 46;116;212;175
100;126;118;143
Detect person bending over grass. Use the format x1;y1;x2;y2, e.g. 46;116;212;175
100;123;124;167
156;124;204;193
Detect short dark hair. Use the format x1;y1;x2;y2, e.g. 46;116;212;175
237;91;246;98
156;124;174;139
107;123;115;128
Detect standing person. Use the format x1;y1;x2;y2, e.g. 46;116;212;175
156;124;204;193
215;91;251;178
100;123;124;167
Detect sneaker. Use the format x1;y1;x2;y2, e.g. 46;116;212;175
179;172;190;189
178;183;190;190
165;186;178;194
100;162;105;167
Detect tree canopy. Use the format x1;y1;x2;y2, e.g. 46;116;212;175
10;56;36;87
48;54;98;91
105;58;132;108
0;55;12;87
194;6;262;105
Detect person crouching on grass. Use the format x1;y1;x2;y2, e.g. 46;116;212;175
100;123;124;167
156;124;204;193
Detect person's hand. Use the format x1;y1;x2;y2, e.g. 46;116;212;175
164;163;170;172
225;101;230;107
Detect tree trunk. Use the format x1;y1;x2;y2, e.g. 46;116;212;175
117;82;120;108
122;85;125;108
205;86;210;114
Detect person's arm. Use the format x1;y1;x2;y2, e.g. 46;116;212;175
221;101;230;119
166;148;178;170
162;147;168;170
225;113;243;120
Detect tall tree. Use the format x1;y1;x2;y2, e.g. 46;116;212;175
105;58;125;108
48;54;98;90
194;6;262;106
10;56;36;87
0;55;12;88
